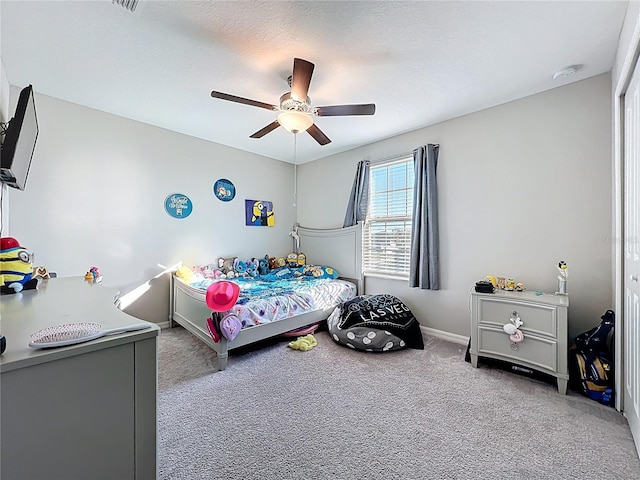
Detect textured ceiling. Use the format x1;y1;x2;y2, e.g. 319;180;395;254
0;0;629;164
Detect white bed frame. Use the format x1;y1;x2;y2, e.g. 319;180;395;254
169;223;363;370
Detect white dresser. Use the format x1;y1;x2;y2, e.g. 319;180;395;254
0;277;160;480
469;289;569;394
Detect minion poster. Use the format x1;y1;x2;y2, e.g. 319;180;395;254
245;199;275;227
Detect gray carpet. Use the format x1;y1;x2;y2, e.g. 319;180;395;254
158;327;640;480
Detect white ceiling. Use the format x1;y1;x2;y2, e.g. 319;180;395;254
0;0;629;164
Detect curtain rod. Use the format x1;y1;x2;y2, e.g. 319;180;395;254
369;152;412;165
369;144;439;166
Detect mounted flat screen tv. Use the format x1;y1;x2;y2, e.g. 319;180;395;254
1;85;39;190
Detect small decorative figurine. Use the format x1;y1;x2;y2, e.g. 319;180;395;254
555;260;568;295
84;266;102;283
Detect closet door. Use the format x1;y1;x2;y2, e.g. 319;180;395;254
623;55;640;456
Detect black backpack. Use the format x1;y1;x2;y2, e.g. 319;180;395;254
570;310;615;406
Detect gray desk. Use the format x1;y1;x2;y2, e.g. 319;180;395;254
0;276;159;480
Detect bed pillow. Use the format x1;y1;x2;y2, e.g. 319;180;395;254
301;265;339;279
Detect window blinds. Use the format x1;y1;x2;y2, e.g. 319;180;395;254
363;157;414;276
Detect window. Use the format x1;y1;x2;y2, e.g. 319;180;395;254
363;156;414;277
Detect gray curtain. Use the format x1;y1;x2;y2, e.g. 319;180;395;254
409;144;440;289
343;160;370;227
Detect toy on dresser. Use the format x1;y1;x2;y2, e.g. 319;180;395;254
0;237;38;294
84;266;102;283
555;260;568;295
484;275;525;292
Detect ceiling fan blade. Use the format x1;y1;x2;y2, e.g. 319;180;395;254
291;58;314;102
307;123;331;146
211;91;277;111
314;104;376;117
250;120;280;139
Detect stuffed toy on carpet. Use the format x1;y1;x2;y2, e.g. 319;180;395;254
288;334;318;351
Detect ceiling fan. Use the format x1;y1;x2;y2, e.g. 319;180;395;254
210;58;375;146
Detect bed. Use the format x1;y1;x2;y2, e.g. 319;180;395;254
169;223;363;370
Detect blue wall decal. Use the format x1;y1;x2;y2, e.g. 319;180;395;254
213;178;236;202
165;193;193;218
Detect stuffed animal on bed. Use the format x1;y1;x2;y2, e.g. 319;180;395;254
197;263;218;279
246;258;259;278
217;256;237;279
175;265;194;283
234;258;249;278
268;256;279;270
286;253;298;268
258;255;270;275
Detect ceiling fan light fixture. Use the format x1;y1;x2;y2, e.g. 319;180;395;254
210;57;374;145
277;111;313;134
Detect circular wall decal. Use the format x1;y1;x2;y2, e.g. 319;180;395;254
165;193;193;218
213;178;236;202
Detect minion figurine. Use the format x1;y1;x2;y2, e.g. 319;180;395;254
0;237;38;294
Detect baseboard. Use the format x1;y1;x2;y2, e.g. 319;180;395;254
421;326;469;346
161;319;469;346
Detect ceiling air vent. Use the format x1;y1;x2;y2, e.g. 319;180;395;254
112;0;140;13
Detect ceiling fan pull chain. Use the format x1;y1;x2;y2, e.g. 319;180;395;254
293;134;298;207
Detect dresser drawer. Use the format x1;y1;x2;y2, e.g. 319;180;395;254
477;326;557;372
477;297;557;337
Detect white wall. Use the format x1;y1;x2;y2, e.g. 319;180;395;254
1;60;8;122
298;74;613;340
5;91;297;321
1;58;9;232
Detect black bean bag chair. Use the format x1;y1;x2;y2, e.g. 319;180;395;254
327;294;424;352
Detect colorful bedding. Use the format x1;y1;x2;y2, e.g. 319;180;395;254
178;273;356;328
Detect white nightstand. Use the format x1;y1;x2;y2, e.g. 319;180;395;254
469;289;569;394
